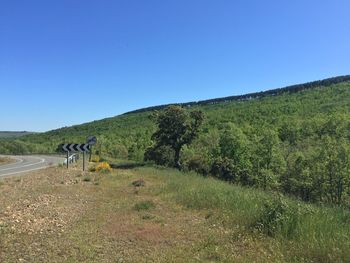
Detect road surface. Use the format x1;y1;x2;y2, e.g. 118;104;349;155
0;155;64;178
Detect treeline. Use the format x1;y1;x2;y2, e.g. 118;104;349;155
0;112;154;160
124;75;350;115
177;114;350;206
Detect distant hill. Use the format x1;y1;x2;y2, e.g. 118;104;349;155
124;75;350;114
2;74;350;206
0;131;36;138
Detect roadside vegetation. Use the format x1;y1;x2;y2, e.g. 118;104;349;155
157;167;350;262
0;164;349;262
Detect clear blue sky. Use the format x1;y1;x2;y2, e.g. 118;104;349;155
1;0;349;132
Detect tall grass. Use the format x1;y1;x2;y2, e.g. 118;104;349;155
139;167;350;261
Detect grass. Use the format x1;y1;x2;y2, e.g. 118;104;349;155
82;176;92;182
134;200;156;211
0;164;349;262
149;167;350;262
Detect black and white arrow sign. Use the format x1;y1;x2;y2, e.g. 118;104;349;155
60;143;90;152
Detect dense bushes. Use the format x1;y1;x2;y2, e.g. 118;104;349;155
144;145;175;166
148;109;350;206
109;144;128;159
210;157;236;181
185;155;211;175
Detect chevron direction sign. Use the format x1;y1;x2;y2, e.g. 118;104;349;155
60;143;90;152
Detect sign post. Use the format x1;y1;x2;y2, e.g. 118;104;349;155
59;143;91;171
86;136;97;162
83;152;85;171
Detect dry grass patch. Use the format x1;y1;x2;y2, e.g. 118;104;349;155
0;156;15;165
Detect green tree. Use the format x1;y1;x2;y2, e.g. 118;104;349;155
281;150;314;201
278;120;300;145
252;128;286;190
218;123;253;185
147;105;204;169
180;129;220;175
313;136;350;204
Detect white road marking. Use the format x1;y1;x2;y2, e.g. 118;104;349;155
0;157;45;171
0;155;64;177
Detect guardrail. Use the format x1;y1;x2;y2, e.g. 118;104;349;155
63;153;79;165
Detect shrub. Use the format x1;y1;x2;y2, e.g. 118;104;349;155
99;156;108;162
83;176;92;182
254;197;305;238
110;144;129;159
95;162;112;173
185;155;210;175
210;157;236;181
134;200;156;211
91;155;100;163
144;145;175;167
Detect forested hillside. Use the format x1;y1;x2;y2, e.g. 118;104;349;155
0;131;35;138
1;76;350;205
124;75;350;114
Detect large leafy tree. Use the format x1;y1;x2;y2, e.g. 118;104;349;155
147;105;204;169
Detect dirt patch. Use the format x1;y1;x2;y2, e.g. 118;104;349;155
0;164;99;262
0;156;15;165
76;171;219;262
104;208;204;247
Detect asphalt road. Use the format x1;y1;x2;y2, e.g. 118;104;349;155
0;155;64;178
